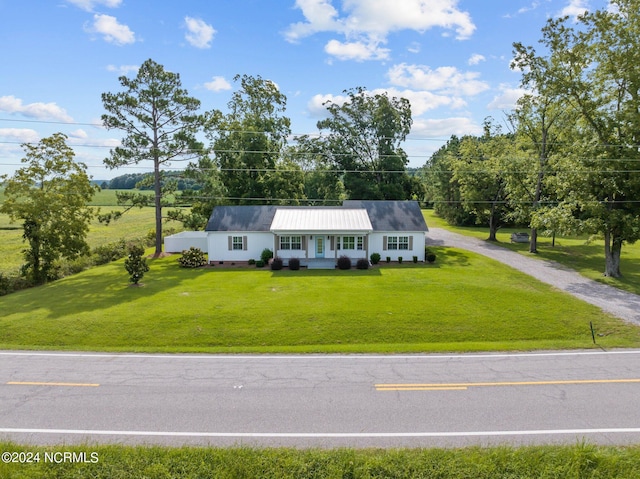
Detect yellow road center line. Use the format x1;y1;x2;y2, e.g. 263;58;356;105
7;381;100;387
376;378;640;390
377;387;468;391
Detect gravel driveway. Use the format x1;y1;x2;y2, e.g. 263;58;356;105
426;228;640;325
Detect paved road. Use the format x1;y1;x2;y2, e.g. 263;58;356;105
2;350;640;448
427;228;640;325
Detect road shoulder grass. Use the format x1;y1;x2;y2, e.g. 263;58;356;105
1;442;640;479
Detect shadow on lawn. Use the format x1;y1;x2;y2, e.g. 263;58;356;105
6;258;209;320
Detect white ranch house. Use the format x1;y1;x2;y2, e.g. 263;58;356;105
164;200;429;268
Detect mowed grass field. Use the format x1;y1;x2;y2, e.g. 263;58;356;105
1;245;638;353
423;210;640;295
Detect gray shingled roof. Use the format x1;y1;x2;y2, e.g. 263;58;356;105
205;201;428;232
205;205;278;231
342;200;428;232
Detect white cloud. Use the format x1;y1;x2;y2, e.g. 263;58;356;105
106;64;139;75
204;76;232;92
558;0;589;20
410;117;482;139
285;0;475;61
184;16;216;49
0;95;73;122
387;63;489;96
307;87;465;120
87;14;135;45
0;128;40;144
66;0;122;11
324;39;390;61
468;53;485;65
487;84;527;110
307;93;350;118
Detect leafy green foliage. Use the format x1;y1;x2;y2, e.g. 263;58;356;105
207;74;294;205
178;247;207;268
0;133;97;284
260;248;274;264
370;252;381;264
316;87;415;200
124;244;149;284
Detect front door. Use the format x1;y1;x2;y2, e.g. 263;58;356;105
315;236;325;258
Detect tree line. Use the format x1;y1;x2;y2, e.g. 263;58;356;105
421;0;640;278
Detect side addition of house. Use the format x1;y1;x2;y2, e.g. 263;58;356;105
165;200;429;268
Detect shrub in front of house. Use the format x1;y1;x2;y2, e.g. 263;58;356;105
256;260;265;268
370;252;381;264
261;248;274;265
426;252;436;263
337;255;352;270
248;259;256;265
398;256;403;264
288;257;300;270
178;247;207;268
413;256;418;263
270;257;283;270
356;258;369;270
386;256;391;263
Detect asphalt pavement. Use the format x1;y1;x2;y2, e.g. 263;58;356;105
2;350;640;448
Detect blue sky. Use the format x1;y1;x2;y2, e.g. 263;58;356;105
0;0;611;179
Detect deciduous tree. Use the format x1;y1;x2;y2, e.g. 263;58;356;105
516;0;640;276
0;133;96;284
316;87;414;200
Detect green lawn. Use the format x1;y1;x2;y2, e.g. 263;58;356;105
1;247;637;353
422;209;640;295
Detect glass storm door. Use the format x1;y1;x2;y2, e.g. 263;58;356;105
315;237;325;258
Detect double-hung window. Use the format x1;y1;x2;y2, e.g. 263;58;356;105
232;236;244;250
280;236;302;250
387;236;398;250
398;236;409;250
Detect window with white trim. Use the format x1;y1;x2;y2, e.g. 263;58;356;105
357;236;364;250
387;236;398;250
280;235;302;250
342;236;355;249
232;236;244;250
398;236;409;250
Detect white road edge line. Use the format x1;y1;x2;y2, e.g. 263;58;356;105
1;350;640;360
1;428;640;438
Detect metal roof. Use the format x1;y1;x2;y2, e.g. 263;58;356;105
270;208;373;233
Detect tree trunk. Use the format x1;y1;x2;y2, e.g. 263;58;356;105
529;227;538;253
153;158;163;257
603;229;622;277
487;202;499;241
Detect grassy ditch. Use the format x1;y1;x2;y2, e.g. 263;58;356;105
1;247;638;353
1;442;640;478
